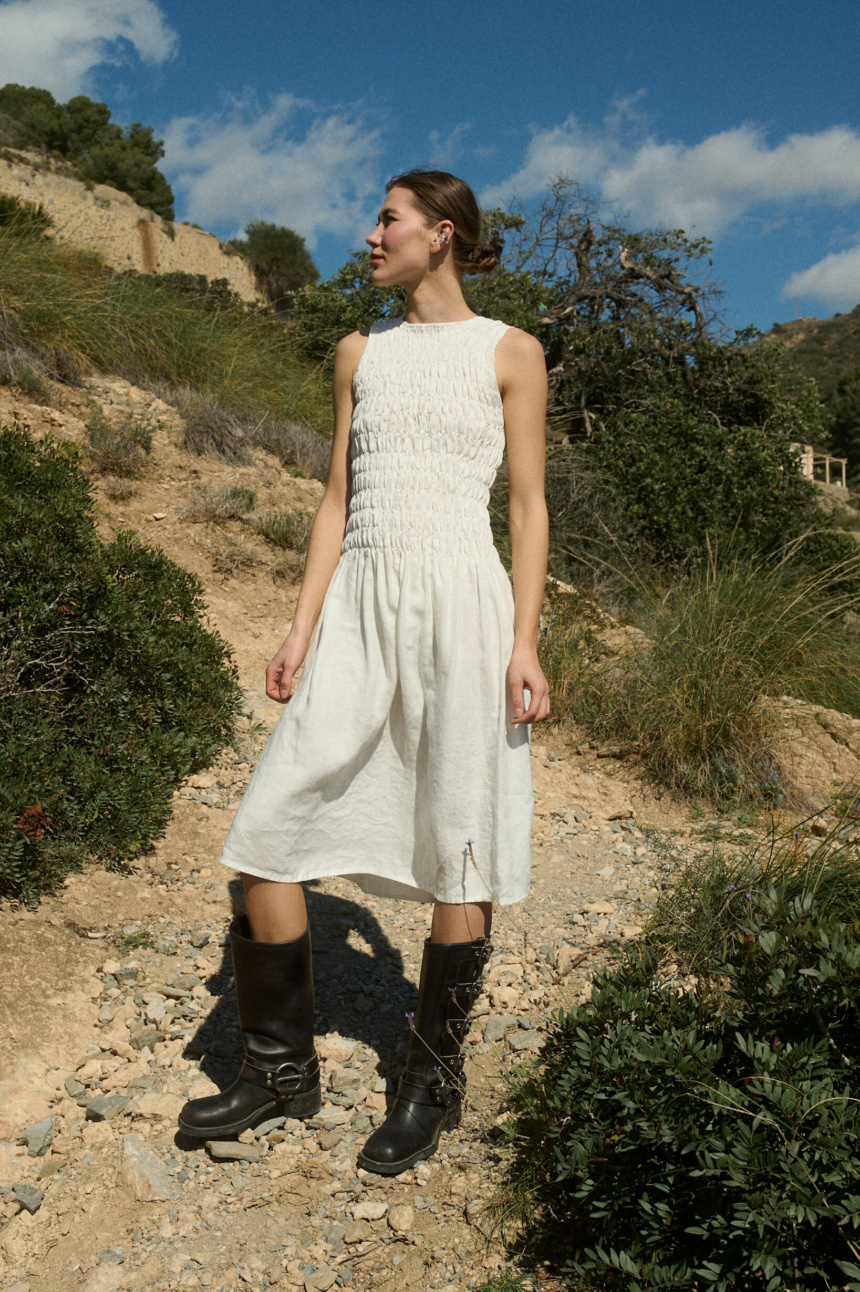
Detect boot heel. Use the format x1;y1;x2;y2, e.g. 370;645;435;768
286;1083;322;1119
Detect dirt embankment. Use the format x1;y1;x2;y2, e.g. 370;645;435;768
0;151;263;303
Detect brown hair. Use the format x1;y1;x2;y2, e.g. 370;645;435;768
385;168;501;276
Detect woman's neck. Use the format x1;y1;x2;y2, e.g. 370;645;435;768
402;276;475;325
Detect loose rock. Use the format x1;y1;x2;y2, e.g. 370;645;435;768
121;1134;180;1202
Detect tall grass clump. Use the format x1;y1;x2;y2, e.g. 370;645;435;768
0;215;331;439
550;541;860;804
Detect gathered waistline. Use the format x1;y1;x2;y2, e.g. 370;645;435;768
339;537;502;563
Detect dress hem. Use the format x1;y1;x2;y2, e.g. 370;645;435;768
218;853;531;908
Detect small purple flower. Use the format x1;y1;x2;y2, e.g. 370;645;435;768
726;883;737;892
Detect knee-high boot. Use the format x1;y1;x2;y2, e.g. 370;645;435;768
178;915;321;1139
357;936;492;1175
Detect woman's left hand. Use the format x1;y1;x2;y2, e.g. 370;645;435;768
507;645;551;725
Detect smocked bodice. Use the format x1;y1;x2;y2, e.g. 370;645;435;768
343;316;510;559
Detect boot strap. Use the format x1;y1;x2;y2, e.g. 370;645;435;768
240;1053;319;1097
398;1070;461;1109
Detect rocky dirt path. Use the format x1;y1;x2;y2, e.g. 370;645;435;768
0;691;702;1292
0;375;722;1292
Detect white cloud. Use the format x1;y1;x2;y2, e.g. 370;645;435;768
428;122;471;169
0;0;177;100
482;117;860;238
163;96;384;247
782;243;860;308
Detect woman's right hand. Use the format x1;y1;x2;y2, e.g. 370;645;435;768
265;631;312;704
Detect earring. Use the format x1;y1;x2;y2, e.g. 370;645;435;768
439;232;449;245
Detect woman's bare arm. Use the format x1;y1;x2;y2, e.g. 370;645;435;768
265;331;366;703
496;328;551;725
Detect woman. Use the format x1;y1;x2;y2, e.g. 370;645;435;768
178;168;550;1176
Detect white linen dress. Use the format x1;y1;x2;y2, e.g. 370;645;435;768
218;315;534;906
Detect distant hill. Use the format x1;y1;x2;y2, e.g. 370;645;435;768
761;304;860;402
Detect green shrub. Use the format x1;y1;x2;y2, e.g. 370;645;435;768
0;426;243;904
651;817;860;976
497;892;860;1292
558;543;860;804
256;508;313;552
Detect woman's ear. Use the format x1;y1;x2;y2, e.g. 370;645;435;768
435;221;454;250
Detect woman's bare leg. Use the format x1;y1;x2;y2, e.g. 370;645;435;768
241;875;308;942
430;901;492;944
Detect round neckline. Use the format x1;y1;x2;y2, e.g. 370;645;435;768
399;315;483;328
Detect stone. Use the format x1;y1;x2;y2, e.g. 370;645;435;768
122;1134;180;1202
488;985;519;1011
353;1199;388;1222
237;1128;256;1144
189;931;210;949
508;1030;543;1052
308;1108;349;1130
102;959;121;976
114;968;139;985
64;1075;86;1098
353;995;373;1014
12;1184;44;1214
16;1118;55;1157
304;1267;338;1292
318;1129;345;1151
597;865;616;878
98;1249;124;1266
317;1037;356;1064
344;1220;372;1243
253;1116;286;1138
387;1204;414;1233
555;944;582;977
484;1015;516;1043
133;1092;184;1120
330;1069;362;1093
205;1140;261;1162
130;1029;162;1052
86;1095;130;1121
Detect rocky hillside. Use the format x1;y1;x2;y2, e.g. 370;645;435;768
762;303;860;400
0;149;261;303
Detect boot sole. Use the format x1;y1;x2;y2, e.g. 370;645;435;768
356;1103;462;1176
178;1082;322;1140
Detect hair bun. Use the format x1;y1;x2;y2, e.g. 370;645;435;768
464;240;501;275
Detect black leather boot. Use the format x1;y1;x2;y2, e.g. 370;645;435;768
357;936;492;1175
178;915;321;1139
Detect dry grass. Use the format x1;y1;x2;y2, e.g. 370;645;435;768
210;541;264;579
86;408;154;478
543;540;860;805
255;508;313;552
102;476;137;501
182;484;257;524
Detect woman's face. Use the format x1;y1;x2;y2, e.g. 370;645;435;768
366;186;445;286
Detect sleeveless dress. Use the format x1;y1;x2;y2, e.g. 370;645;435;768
218;315;534;906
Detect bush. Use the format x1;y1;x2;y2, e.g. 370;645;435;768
0;426;243;904
497;892;860;1291
650;817;860;977
256;508;313;552
557;543;860;804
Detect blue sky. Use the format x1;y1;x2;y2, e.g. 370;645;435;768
1;0;859;333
